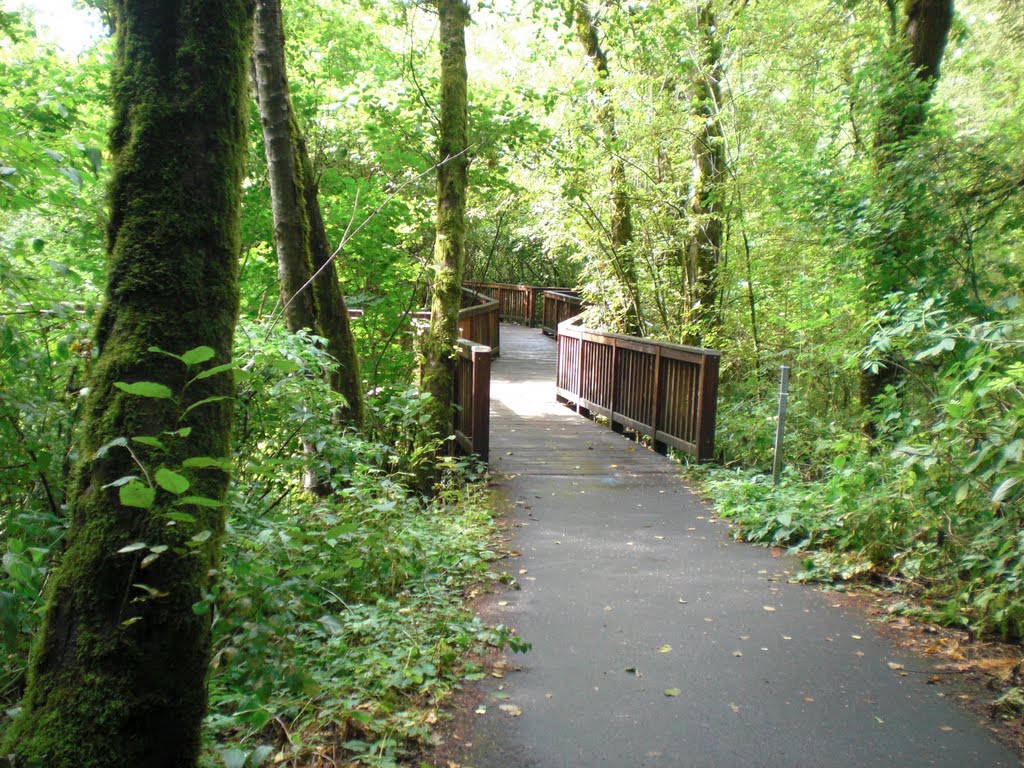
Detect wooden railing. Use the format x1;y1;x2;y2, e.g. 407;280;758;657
453;339;491;461
542;290;583;337
350;287;496;460
458;288;500;356
555;316;720;462
465;282;576;328
453;288;496;460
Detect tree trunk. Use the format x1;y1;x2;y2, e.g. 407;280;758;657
860;0;954;428
252;0;364;429
686;2;726;345
572;1;642;335
420;0;470;448
5;0;252;765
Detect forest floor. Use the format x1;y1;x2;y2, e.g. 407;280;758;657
427;324;1022;768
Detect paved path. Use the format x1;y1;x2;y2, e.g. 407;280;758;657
458;324;1018;768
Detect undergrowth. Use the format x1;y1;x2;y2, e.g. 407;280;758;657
689;294;1023;641
0;319;523;767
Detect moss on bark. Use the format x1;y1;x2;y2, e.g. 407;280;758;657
4;1;253;765
420;0;470;444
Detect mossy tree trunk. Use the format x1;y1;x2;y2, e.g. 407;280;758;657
420;0;470;446
572;1;642;335
5;1;253;765
860;0;954;432
252;0;364;429
685;2;726;346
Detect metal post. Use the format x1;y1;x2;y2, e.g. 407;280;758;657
772;365;790;486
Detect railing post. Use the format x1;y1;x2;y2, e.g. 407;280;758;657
651;346;666;454
610;336;622;434
695;352;720;462
470;345;490;462
576;333;587;415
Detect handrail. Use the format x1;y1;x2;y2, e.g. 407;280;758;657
347;287;497;459
465;282;576;327
541;290;583;337
458;287;500;355
452;338;491;461
555;315;720;462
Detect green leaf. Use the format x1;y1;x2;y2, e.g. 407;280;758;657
181;456;232;470
220;749;247;768
114;381;173;399
102;475;140;489
116;542;148;554
176;496;224;509
95;437;129;458
191;362;235;381
181;346;216;366
132;436;165;448
84;146;102;174
119;481;155;509
993;477;1021;504
182;395;232;417
148;346;183;362
664;688;681;697
155;467;189;495
162;510;197;523
190;530;213;544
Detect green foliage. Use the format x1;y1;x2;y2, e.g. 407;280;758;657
202;321;516;766
698;295;1023;639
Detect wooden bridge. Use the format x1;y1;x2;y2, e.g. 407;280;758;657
452;282;721;465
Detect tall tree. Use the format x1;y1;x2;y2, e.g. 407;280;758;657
420;0;470;446
571;1;642;334
5;0;253;765
685;2;727;345
860;0;954;425
252;0;364;429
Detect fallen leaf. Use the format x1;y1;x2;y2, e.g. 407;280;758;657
658;644;672;653
782;635;792;641
678;598;688;604
739;635;751;641
499;704;522;717
732;651;743;657
804;696;815;703
475;706;487;715
874;716;884;724
491;671;504;679
851;634;862;640
763;606;777;612
855;651;865;657
940;726;954;732
664;688;681;697
497;601;509;607
729;702;741;714
887;662;905;671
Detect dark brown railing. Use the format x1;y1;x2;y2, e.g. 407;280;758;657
453;288;496;460
351;287;496;460
453;339;491;461
555;316;720;462
541;290;584;337
465;282;576;328
458;288;500;357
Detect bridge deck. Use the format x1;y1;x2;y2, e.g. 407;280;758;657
456;323;1016;768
